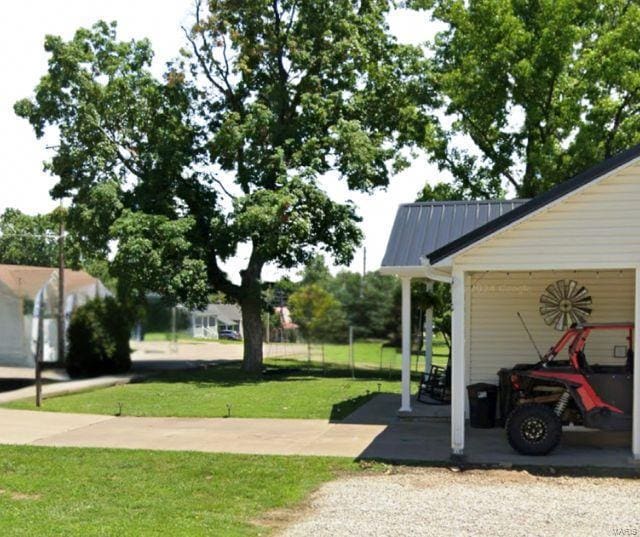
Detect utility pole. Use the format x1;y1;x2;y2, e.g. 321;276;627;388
35;293;44;407
57;209;65;364
360;247;366;298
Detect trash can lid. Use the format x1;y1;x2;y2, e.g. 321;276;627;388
468;382;497;388
467;382;498;393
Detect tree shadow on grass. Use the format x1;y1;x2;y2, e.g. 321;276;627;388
141;359;405;389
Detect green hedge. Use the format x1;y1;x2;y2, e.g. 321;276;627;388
66;297;132;378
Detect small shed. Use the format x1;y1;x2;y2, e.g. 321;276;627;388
0;264;109;367
190;304;243;339
382;143;640;461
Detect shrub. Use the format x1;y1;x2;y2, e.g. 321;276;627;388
66;297;132;378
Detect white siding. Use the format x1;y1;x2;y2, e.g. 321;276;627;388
456;161;640;268
468;270;634;384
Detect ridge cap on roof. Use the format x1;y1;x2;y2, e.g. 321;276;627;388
399;199;528;208
426;142;640;264
0;263;92;275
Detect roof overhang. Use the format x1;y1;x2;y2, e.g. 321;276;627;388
427;144;640;267
379;264;452;283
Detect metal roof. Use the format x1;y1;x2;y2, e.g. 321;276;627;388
427;143;640;264
0;264;103;299
381;200;528;268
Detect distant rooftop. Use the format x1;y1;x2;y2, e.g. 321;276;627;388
0;264;102;299
381;200;528;268
193;303;242;325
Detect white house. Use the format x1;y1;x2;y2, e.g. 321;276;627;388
190;303;243;339
0;264;109;366
381;144;640;461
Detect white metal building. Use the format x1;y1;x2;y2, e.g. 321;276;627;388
0;264;109;366
381;144;640;461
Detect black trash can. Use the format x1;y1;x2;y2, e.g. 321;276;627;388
467;383;498;428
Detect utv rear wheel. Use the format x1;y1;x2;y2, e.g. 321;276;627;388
506;403;562;456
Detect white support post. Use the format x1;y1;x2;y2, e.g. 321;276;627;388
424;280;434;373
451;267;466;456
400;276;412;412
633;268;640;460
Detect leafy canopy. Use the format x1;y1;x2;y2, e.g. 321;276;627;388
413;0;640;198
15;1;425;369
0;208;83;268
15;2;424;303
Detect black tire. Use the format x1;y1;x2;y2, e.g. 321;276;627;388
506;403;562;455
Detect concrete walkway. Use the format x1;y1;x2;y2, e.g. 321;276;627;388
0;402;638;469
0;408;385;457
0;373;141;405
0;382;638;469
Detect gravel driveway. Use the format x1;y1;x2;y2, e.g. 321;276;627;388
279;467;640;537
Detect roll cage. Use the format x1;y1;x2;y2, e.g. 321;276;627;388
540;322;634;369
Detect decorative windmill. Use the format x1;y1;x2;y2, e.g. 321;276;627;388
539;279;592;331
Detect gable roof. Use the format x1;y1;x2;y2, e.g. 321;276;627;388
381;200;528;268
427;143;640;264
0;264;102;300
196;303;242;325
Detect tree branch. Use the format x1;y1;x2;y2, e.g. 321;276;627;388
207;255;241;299
459;111;520;190
604;90;636;157
211;175;237;200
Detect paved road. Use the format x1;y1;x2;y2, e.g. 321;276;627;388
131;340;307;363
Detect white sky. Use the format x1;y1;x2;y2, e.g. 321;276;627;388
0;1;447;283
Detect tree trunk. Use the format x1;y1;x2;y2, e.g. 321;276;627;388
240;295;264;375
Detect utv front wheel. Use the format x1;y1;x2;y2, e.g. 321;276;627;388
506;403;562;455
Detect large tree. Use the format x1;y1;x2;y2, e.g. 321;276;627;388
414;0;640;198
16;1;425;373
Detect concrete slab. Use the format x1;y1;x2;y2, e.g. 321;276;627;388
359;419;636;469
343;393;449;424
0;389;636;469
0;373;141;404
352;393;638;469
0;408;114;444
17;414;385;457
0;366;68;381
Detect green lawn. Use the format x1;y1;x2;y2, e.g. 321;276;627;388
0;445;366;536
5;360;414;420
318;337;449;371
140;333;449;372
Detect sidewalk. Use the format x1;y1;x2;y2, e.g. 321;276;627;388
0;404;638;468
0;374;141;405
0;408;385;457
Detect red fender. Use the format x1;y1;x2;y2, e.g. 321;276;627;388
530;370;623;414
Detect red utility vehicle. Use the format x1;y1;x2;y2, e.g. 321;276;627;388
504;323;634;455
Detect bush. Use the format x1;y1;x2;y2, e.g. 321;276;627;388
66;297;132;378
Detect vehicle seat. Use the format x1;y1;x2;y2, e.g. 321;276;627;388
627;349;634;374
576;350;591;372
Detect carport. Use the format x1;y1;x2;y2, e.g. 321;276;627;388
381;143;640;461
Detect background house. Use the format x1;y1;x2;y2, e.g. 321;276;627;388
190;304;243;339
0;264;109;367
